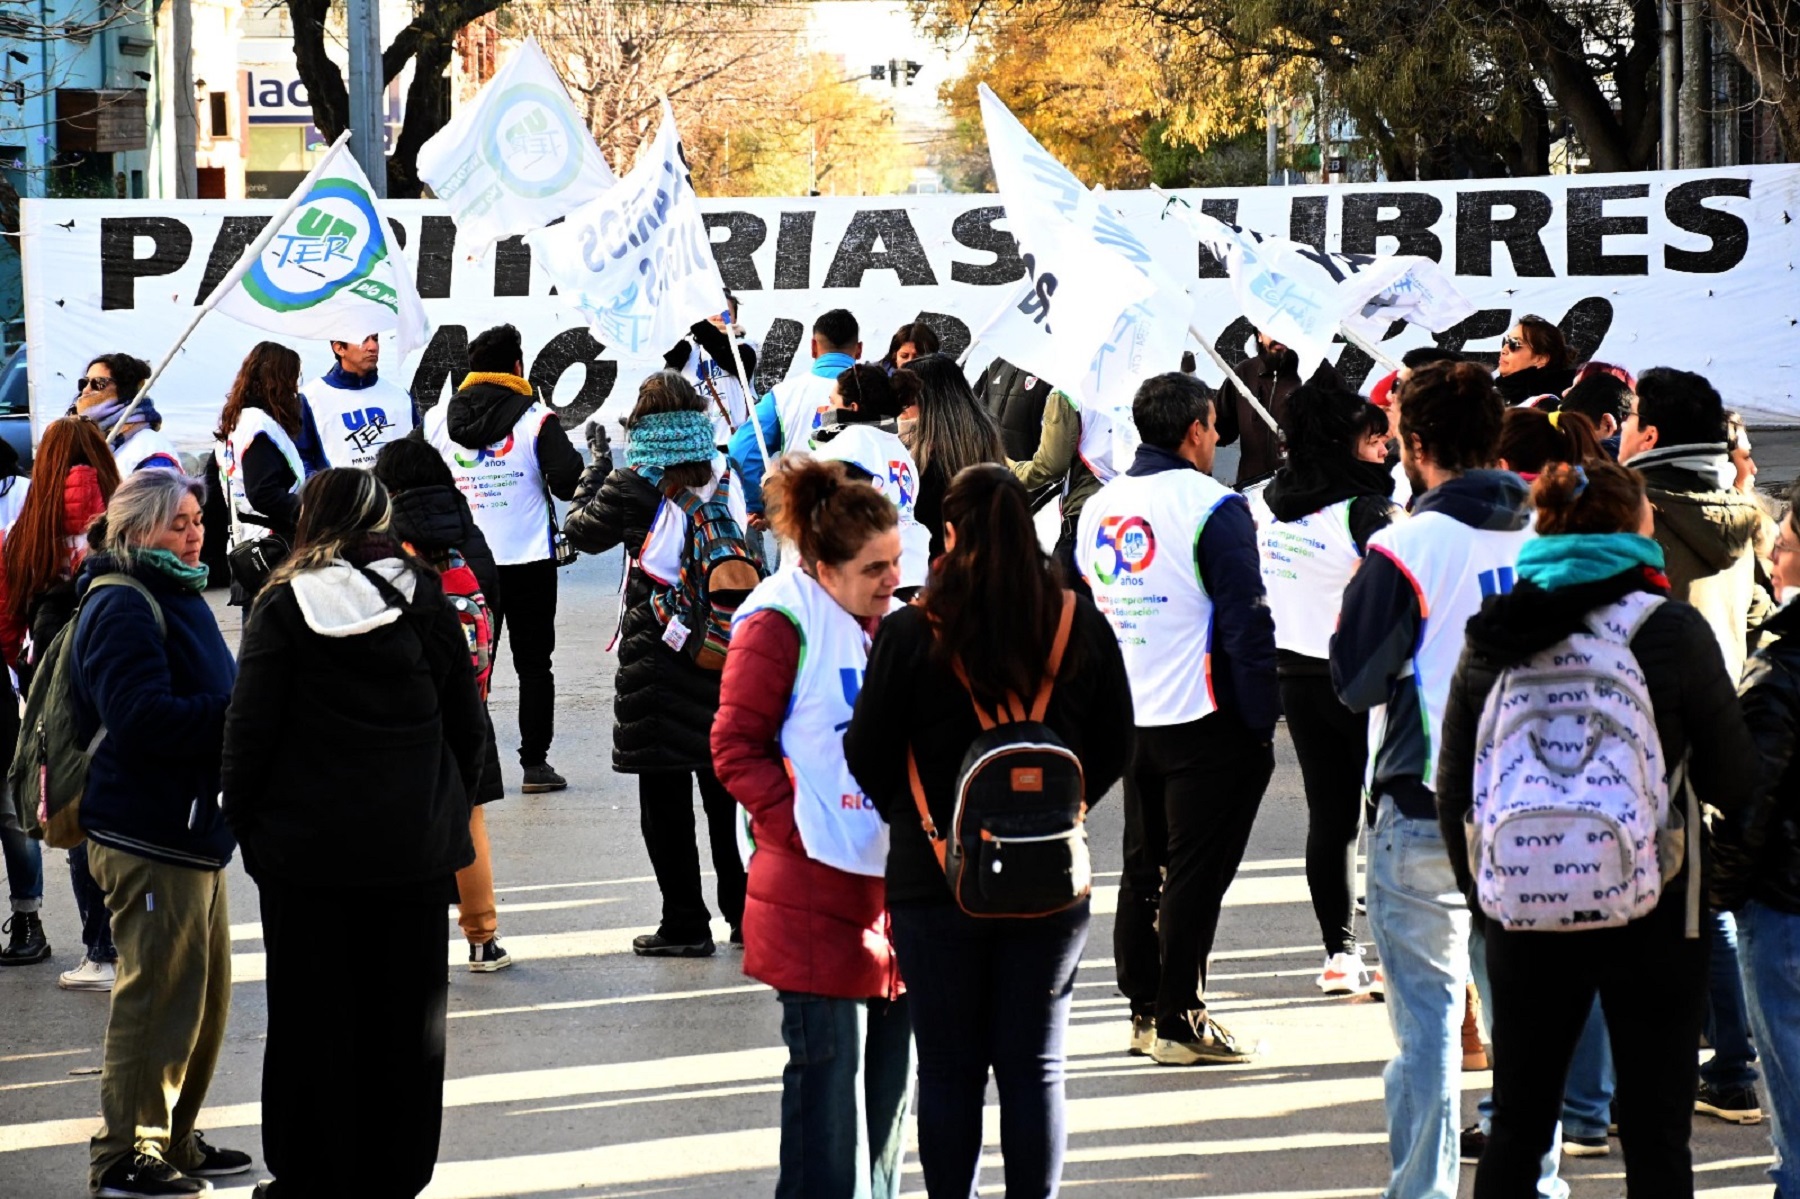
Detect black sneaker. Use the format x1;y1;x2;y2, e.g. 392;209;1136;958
1696;1081;1763;1124
94;1153;209;1197
183;1132;251;1177
728;925;743;947
0;912;50;965
632;932;715;957
469;938;513;972
1459;1124;1487;1163
1562;1132;1609;1157
1150;1009;1256;1065
521;763;567;793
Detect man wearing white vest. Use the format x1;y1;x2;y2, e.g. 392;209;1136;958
664;293;759;451
425;324;584;794
727;308;862;517
1078;373;1279;1068
1331;360;1532;1199
300;333;419;470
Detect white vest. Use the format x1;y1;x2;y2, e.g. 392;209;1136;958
813;423;931;590
1249;494;1366;660
679;341;754;447
215;407;304;545
773;371;841;456
112;426;183;474
1365;509;1535;785
1077;466;1237;727
424;400;555;567
0;476;28;534
302;374;416;470
733;567;888;877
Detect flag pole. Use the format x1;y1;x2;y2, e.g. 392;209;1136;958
110;130;355;445
721;325;774;475
1191;324;1282;436
1338;322;1403;373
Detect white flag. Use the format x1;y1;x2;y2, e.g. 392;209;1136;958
211;140;430;359
974;85;1194;475
417;36;618;261
525;100;729;367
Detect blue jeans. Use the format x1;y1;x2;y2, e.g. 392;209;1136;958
890;899;1089;1199
775;992;913;1199
1702;909;1760;1090
1739;901;1800;1198
1367;798;1469;1199
68;843;117;963
0;821;43;913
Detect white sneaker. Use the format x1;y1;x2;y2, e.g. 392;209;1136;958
59;958;115;992
1316;950;1368;995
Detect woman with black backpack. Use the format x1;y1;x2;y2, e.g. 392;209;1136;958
845;463;1132;1198
564;371;754;957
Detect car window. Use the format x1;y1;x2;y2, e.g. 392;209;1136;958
0;349;26;417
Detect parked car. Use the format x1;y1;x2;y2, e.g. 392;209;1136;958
0;345;32;474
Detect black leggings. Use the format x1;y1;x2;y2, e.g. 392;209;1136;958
638;769;747;941
1280;673;1367;957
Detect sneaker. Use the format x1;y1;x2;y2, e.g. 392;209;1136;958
1562;1133;1610;1157
1316;950;1368;995
0;912;50;965
1695;1081;1763;1124
468;939;513;972
1459;1124;1487;1163
521;763;567;793
1128;1013;1155;1057
632;932;715;958
94;1153;210;1197
1366;966;1385;1001
729;925;743;947
183;1133;251;1178
1150;1010;1256;1065
59;958;115;991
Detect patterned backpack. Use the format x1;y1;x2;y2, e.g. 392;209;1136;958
649;469;766;670
405;544;494;703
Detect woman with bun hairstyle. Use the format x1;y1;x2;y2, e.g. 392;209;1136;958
845;464;1133;1199
1248;379;1399;994
712;456;911;1199
1496;407;1605;480
1436;460;1755;1197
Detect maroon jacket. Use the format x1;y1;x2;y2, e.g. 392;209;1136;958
711;608;900;1000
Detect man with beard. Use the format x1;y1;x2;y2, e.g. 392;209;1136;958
1216;329;1342;487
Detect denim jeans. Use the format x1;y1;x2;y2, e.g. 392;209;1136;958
1702;909;1760;1090
1366;797;1469;1199
0;820;43;912
891;900;1089;1199
1468;923;1569;1199
68;843;117;963
774;993;913;1199
1739;901;1800;1198
1561;1000;1616;1139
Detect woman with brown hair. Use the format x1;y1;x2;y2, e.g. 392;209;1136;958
1496;407;1605;480
1495;313;1576;407
845;463;1132;1198
0;416;120;979
898;353;1006;558
713;456;912;1199
881;321;941;372
213;342;308;590
564;370;753;957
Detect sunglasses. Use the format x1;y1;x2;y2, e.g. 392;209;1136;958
75;376;115;392
1500;336;1525;352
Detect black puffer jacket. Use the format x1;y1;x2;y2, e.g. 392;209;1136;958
976;357;1054;462
1435;567;1755;914
563;446;721;773
1716;600;1800;914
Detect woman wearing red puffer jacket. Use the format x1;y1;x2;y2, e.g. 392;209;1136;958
711;456;911;1199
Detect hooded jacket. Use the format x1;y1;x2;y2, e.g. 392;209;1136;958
388;484;502;606
221;549;484;886
441;376;584;502
1715;599;1800;915
1435;566;1754;913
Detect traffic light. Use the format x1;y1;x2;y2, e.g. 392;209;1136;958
904;61;922;85
870;63;886;82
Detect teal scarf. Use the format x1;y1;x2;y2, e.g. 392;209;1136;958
135;549;210;593
626;410;716;471
1516;533;1665;592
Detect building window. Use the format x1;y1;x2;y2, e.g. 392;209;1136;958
209;91;229;139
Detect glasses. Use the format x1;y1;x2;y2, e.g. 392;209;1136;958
75;376;115;392
1775;533;1798;558
1500;336;1525;352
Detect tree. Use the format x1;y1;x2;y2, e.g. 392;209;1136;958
1713;0;1800;152
287;0;509;198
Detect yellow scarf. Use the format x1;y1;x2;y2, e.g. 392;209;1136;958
458;372;533;396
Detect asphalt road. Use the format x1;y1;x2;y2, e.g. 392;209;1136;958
0;502;1787;1199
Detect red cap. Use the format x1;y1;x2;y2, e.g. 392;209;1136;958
1370;370;1399;408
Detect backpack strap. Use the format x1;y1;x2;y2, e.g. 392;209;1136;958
908;750;949;869
86;575;166;640
1584;591;1666;645
951;590;1076;728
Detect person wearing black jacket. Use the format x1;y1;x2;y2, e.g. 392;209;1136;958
1715;484;1800;1197
975;355;1053;462
562;371;748;957
1249;380;1398;992
1494;314;1577;407
1215;328;1342;487
1077;373;1280;1066
214;342;313;606
223;469;485;1199
845;464;1132;1199
423;324;583;793
1435;460;1753;1199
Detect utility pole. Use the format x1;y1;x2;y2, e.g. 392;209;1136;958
1659;0;1681;168
171;0;197;197
346;0;386;195
1679;0;1713;168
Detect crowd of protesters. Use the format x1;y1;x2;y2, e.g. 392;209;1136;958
3;301;1799;1199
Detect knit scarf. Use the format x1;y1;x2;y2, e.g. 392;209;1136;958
134;548;210;593
78;394;164;443
625;410;716;471
1517;533;1666;592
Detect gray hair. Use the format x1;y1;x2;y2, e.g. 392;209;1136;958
101;470;206;558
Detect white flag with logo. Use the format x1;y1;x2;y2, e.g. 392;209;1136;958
210;140;430;358
972;84;1195;475
417;36;618;260
525;100;729;367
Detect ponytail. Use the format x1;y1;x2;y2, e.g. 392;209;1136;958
1498;407;1604;477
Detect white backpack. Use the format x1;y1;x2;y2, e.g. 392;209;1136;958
1467;591;1695;932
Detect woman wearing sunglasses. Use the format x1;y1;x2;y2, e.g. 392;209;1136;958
1495;315;1576;408
70;354;184;474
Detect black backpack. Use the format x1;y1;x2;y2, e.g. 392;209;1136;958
908;593;1091;917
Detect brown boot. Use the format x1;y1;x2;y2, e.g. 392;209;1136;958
1462;983;1489;1071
